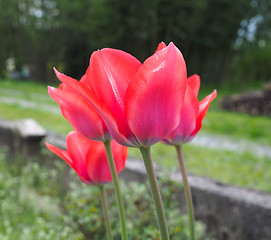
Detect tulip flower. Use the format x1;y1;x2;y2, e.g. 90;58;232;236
163;74;216;240
49;75;129;239
163;74;217;145
52;42;188;240
46;131;127;184
47;131;127;240
53;42;187;148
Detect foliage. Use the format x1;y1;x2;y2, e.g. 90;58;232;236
64;175;214;240
0;152;83;240
230;42;271;84
1;0;270;88
0;151;215;240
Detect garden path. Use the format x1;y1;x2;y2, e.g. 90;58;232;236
0;95;60;114
192;133;271;158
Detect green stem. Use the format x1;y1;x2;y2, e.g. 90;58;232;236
140;147;169;240
103;141;128;240
175;145;195;240
99;185;113;240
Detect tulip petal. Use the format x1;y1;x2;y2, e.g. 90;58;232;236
46;140;92;183
111;140;127;175
54;68;135;145
66;131;92;183
188;74;200;97
85;49;141;146
46;142;74;168
155;42;167;53
192;89;217;137
164;86;199;144
86;140;110;183
79;73;87;84
125;42;187;146
87;48;141;110
54;68;93;101
86;140;127;183
48;86;110;141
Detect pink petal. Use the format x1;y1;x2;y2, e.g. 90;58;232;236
87;48;141;111
54;68;135;145
54;68;93;101
155;42;167;53
187;74;200;97
86;140;110;183
46;142;74;168
66;131;92;183
86;140;127;183
125;42;187;146
79;72;87;84
111;140;127;175
85;49;142;146
48;86;110;141
164;86;199;144
192;89;217;137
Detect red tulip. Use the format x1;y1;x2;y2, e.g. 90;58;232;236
46;131;127;184
48;74;110;142
163;75;217;145
54;42;187;147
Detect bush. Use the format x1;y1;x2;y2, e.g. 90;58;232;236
64;173;215;240
0;153;83;240
0;151;215;240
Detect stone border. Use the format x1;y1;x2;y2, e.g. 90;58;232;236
1;118;271;240
122;159;271;240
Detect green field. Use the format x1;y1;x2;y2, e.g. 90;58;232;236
0;78;271;192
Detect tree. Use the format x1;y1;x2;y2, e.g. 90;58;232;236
0;0;268;86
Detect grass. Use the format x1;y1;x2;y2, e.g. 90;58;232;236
0;78;271;192
161;143;271;192
0;78;73;133
0;102;73;133
129;142;271;193
0;78;54;93
202;111;271;145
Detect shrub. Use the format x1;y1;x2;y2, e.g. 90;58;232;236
0;151;215;240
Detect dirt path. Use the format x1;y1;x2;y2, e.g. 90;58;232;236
192;133;271;158
0;96;60;114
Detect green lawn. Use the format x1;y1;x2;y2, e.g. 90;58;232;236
0;78;271;192
202;111;271;145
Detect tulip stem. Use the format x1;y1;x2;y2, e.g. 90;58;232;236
99;185;113;240
104;141;128;240
175;145;195;240
140;147;169;240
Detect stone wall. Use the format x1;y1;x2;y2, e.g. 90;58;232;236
220;83;271;117
121;160;271;240
1;118;271;240
0;118;47;158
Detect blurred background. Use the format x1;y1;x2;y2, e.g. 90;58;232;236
0;1;271;239
1;0;271;191
0;0;270;88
